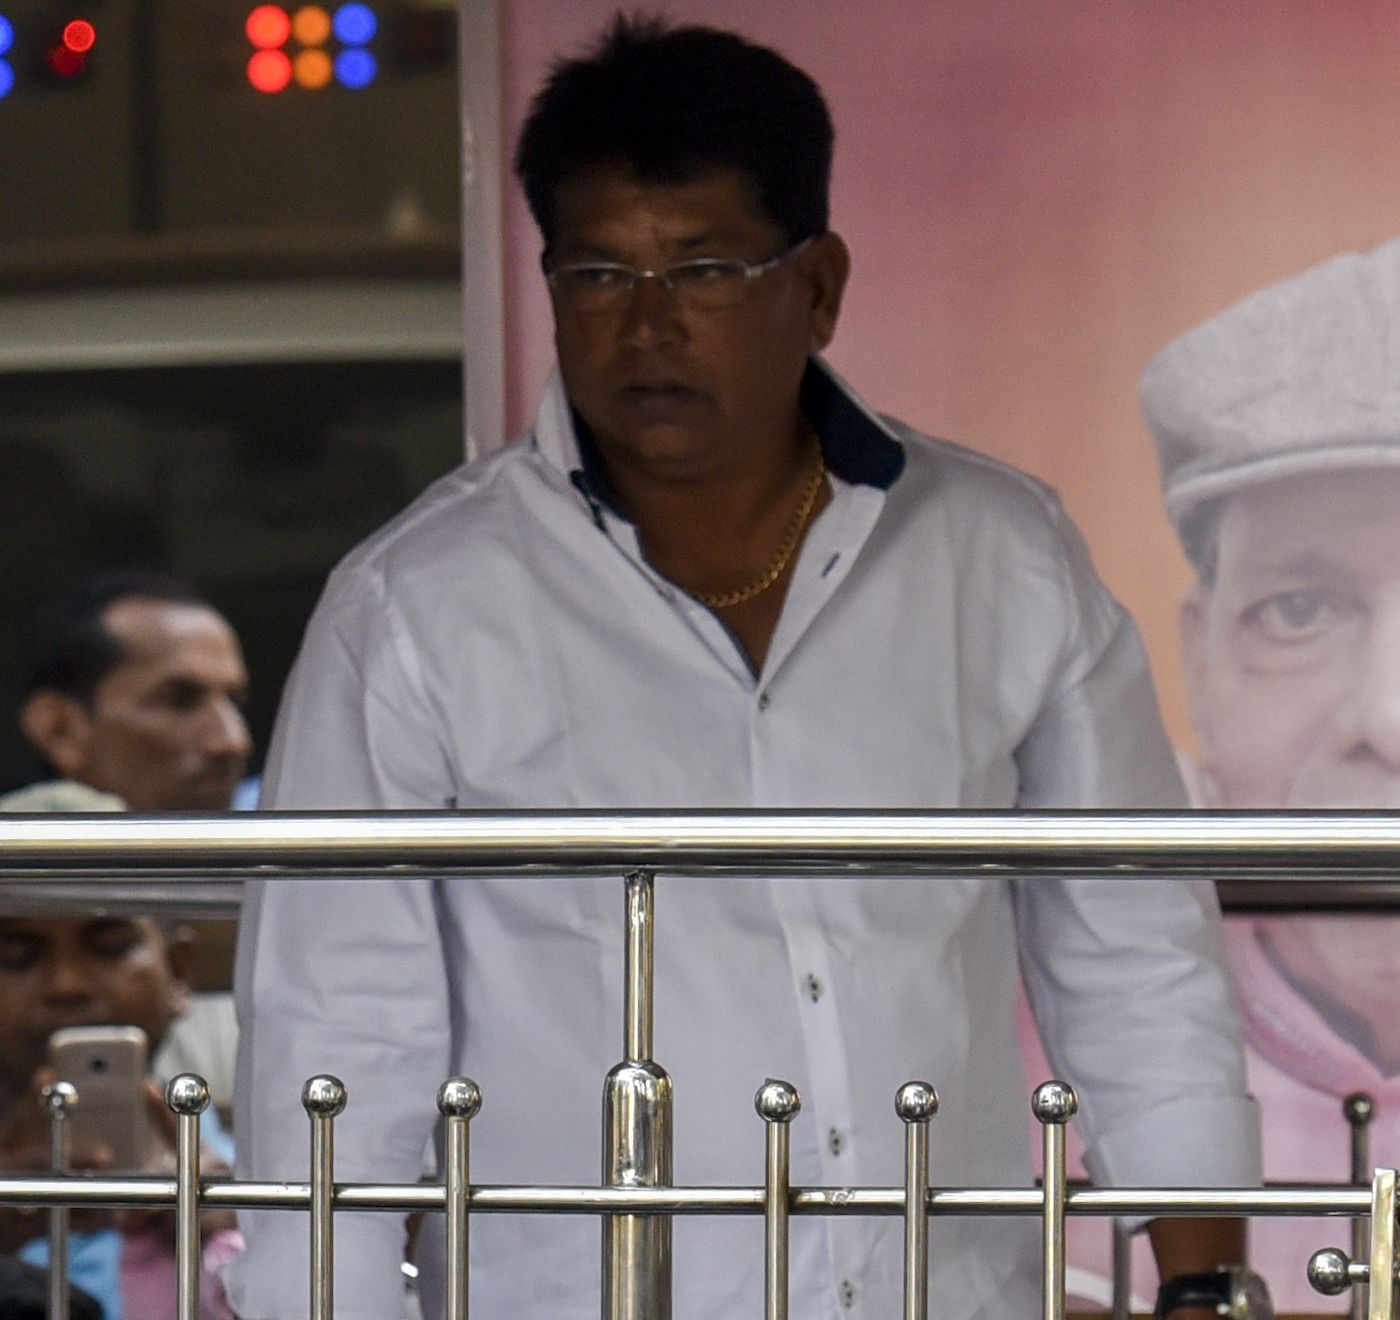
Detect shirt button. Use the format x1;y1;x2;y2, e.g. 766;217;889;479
839;1279;857;1308
804;973;823;1002
828;1127;845;1156
757;692;771;711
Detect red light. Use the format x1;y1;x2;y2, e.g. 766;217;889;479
62;20;96;53
245;5;290;49
46;43;86;77
247;47;292;92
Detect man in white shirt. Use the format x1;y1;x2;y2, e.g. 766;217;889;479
230;17;1262;1320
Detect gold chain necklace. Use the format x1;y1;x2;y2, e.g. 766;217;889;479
691;444;827;610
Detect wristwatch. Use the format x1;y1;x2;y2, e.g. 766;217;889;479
1154;1266;1275;1318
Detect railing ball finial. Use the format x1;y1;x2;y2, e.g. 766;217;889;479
301;1075;348;1118
438;1077;483;1120
754;1078;802;1124
1031;1080;1078;1125
166;1073;211;1116
895;1081;939;1124
41;1080;77;1117
1307;1247;1358;1296
1343;1092;1375;1126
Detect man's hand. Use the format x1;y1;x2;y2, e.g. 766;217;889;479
1148;1216;1249;1318
114;1080;237;1235
0;1065;120;1250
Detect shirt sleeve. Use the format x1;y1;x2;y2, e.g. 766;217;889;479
225;567;455;1320
1011;506;1262;1203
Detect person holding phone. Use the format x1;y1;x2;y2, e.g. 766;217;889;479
0;781;239;1320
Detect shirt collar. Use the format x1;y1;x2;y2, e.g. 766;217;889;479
533;356;906;519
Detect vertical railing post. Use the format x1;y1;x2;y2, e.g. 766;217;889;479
166;1074;211;1320
1110;1218;1132;1320
896;1081;938;1320
42;1080;76;1320
439;1077;482;1320
302;1074;348;1320
602;869;673;1320
755;1079;801;1320
1368;1167;1397;1320
1033;1081;1078;1320
1349;1093;1377;1320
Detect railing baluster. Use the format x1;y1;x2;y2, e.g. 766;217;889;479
896;1081;938;1320
42;1080;76;1320
1349;1093;1377;1320
1033;1081;1078;1320
1369;1167;1397;1320
303;1075;348;1320
167;1074;211;1320
756;1079;801;1320
439;1077;482;1320
602;869;673;1320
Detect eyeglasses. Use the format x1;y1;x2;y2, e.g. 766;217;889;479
544;236;815;314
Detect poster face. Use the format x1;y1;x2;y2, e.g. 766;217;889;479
498;3;1400;1313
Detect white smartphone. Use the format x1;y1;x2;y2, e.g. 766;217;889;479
49;1025;159;1171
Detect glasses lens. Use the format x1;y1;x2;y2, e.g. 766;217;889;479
552;266;633;312
667;260;750;309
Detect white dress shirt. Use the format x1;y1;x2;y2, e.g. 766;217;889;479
228;360;1260;1320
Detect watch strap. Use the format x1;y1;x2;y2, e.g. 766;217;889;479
1155;1270;1227;1316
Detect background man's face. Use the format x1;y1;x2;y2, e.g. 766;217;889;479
1182;467;1400;809
69;598;252;811
0;917;189;1097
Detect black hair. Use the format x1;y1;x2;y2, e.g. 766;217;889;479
514;13;834;249
24;568;206;706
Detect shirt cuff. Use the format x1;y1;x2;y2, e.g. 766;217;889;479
1085;1092;1262;1232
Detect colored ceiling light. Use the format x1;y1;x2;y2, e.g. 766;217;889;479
0;61;12;99
333;45;375;89
61;19;95;52
291;4;330;47
332;2;375;46
245;4;290;49
294;46;331;89
0;15;13;58
247;46;292;92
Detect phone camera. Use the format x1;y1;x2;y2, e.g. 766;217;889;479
90;1056;108;1073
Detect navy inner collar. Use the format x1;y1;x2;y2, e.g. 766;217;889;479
569;360;905;517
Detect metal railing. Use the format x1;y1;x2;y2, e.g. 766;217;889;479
3;808;1400;1319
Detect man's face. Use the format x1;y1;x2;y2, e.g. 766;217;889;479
547;165;848;485
61;598;252;811
0;917;189;1096
1182;467;1400;808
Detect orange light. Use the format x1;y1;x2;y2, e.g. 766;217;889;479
245;5;290;49
247;47;292;91
62;19;96;53
291;5;331;47
293;46;331;89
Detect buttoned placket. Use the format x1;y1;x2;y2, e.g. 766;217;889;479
577;465;888;1320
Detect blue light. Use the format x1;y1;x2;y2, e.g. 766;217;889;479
0;60;12;99
0;15;14;58
332;2;375;45
333;46;375;88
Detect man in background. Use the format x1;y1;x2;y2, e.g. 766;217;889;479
1141;233;1400;1311
18;568;251;815
14;568;251;1117
0;780;241;1319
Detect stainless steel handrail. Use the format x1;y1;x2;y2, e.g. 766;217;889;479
2;809;1397;1317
